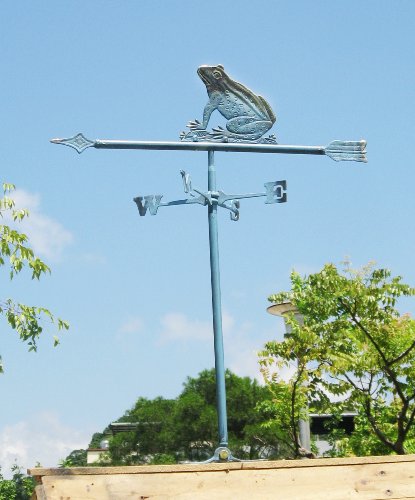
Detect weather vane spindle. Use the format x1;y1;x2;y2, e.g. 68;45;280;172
51;64;367;463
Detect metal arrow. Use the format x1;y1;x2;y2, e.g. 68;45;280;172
51;134;367;163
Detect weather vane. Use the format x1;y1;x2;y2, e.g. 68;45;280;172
51;64;367;463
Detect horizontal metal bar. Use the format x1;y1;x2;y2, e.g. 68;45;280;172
50;134;366;162
217;192;265;203
160;197;206;207
94;139;325;155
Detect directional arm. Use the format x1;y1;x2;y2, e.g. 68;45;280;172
134;171;286;221
217;181;287;205
133;193;207;216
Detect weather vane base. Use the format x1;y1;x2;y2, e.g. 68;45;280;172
202;447;241;464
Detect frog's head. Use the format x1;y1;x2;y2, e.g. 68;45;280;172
197;65;228;90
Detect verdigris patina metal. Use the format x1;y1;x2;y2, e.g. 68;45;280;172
181;65;277;143
51;65;367;463
51;134;366;162
133;170;287;221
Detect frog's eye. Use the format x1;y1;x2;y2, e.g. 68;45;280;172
213;70;222;79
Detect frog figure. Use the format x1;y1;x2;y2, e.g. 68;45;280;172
186;65;276;143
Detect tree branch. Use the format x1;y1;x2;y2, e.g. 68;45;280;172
339;299;407;403
363;400;397;453
403;404;415;441
397;399;409;449
389;340;415;367
291;363;305;456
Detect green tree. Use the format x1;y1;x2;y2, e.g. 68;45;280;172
89;432;107;449
174;369;281;460
109;397;176;465
260;263;415;456
0;183;68;372
90;369;281;465
59;449;87;467
0;465;35;500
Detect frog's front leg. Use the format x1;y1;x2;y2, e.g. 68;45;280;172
187;102;216;130
226;116;273;139
187;94;221;130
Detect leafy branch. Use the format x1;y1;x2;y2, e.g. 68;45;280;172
261;263;415;456
0;182;69;373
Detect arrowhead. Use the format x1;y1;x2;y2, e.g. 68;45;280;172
49;133;95;154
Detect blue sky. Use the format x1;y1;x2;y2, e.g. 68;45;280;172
1;0;415;473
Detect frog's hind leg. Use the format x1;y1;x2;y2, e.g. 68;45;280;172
226;117;273;140
211;127;275;143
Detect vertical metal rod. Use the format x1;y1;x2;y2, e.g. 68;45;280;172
207;150;228;447
299;418;311;452
297;359;311;453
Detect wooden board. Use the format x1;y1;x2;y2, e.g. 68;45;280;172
29;455;415;499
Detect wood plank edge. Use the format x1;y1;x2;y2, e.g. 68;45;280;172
28;454;415;477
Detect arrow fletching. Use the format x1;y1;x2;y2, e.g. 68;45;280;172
325;140;367;163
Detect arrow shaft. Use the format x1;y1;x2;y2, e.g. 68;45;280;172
94;139;325;155
51;134;366;162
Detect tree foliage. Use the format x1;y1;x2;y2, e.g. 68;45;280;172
59;449;87;468
0;183;68;372
74;369;283;466
260;263;415;456
0;465;35;500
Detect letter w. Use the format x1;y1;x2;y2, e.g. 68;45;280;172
133;195;163;216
